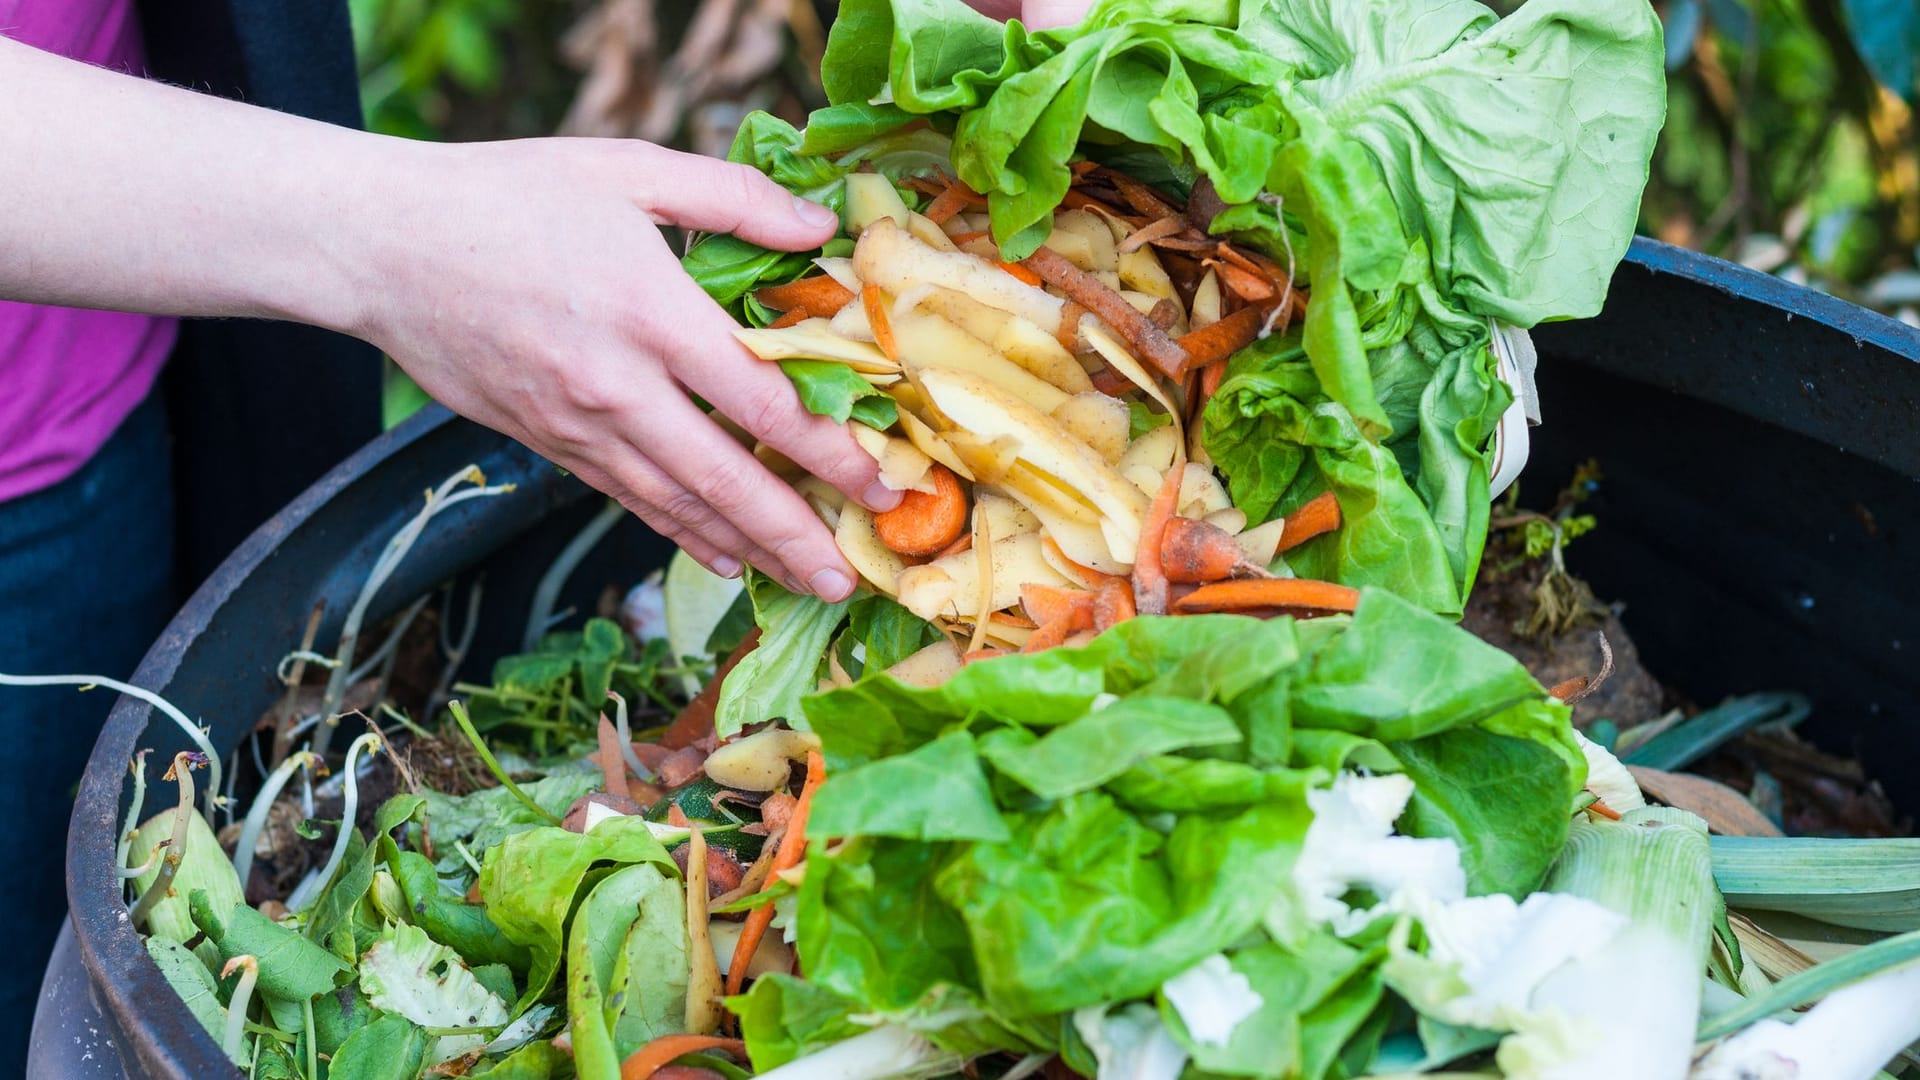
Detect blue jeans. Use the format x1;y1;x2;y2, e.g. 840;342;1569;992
0;392;177;1065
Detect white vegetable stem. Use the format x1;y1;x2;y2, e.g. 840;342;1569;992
219;955;259;1065
313;465;512;759
1499;807;1716;1080
231;751;319;889
0;672;221;819
289;733;382;912
522;498;624;652
1692;961;1920;1080
750;1025;960;1080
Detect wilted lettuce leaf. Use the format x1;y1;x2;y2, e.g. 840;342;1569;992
477;816;675;1010
979;697;1242;800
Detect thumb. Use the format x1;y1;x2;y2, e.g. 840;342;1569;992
1021;0;1090;29
634;145;840;252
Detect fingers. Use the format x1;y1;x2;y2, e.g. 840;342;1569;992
653;275;901;515
628;392;862;602
629;143;839;253
1020;0;1091;28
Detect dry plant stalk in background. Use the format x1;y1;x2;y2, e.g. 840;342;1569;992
558;0;826;158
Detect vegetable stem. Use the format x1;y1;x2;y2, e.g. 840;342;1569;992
523;499;624;652
219;954;258;1065
0;672;221;819
448;700;560;824
231;751;319;891
128;751;203;927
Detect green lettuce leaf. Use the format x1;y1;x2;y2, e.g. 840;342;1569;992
780;360;900;429
716;573;852;738
808;730;1011;842
476;816;676;1010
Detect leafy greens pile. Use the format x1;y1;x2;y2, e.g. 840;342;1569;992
690;0;1664;618
735;588;1598;1079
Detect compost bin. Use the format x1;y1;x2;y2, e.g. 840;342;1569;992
25;239;1920;1079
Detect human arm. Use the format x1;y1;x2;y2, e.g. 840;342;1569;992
0;34;892;599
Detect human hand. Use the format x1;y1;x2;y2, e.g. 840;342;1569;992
964;0;1093;28
352;137;898;601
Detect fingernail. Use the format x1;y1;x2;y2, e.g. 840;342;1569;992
710;556;742;579
792;196;839;230
863;481;904;512
809;568;854;601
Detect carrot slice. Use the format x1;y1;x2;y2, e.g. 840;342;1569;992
1092;576;1136;631
862;283;898;361
1161;517;1255;584
621;1036;747;1080
766;308;810;329
1170;578;1361;616
1277;492;1342;551
933;531;974;560
923;179;984;225
1020;583;1096;627
662;629;760;749
1175;303;1272;374
1055;300;1087;351
1021;245;1190;379
725;750;824;1000
998;260;1045;288
755;275;856;319
1132;464;1185;616
962;647;1008;664
873;463;966;556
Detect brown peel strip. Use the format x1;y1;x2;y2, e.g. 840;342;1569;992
1118;215;1195;254
1021;245;1190;379
662;629;760;749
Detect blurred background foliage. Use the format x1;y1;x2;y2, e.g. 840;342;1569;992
356;0;1920;424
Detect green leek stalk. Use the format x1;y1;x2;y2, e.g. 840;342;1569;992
1498;807;1716;1080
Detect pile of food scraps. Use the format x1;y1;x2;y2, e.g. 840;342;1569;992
22;2;1920;1080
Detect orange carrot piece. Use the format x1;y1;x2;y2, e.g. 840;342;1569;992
1132;464;1185;616
725;751;824;999
1170;578;1361;616
873;463;966;556
998;260;1045;288
1117;215;1191;255
621;1036;748;1080
1161;517;1254;584
766;308;809;329
1278;492;1342;551
1093;576;1136;631
923;180;984;225
862;283;898;361
900;175;949;198
1200;358;1227;399
755;275;856;319
993;610;1039;630
1176;303;1272;373
1206;258;1277;302
595;715;631;801
1022;246;1190;379
1020;583;1096;627
1585;798;1624;821
962;647;1008;664
662;630;760;749
1021;617;1080;653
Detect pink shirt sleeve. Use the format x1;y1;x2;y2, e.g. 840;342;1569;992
0;0;181;501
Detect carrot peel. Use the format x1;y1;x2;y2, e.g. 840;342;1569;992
873;463;967;557
862;283;898;362
621;1036;747;1080
1170;578;1360;616
755;275;856;319
724;750;825;1000
1132;464;1184;616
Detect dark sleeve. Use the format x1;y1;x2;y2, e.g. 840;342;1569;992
138;0;387;590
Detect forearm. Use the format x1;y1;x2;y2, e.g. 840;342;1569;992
0;35;398;333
